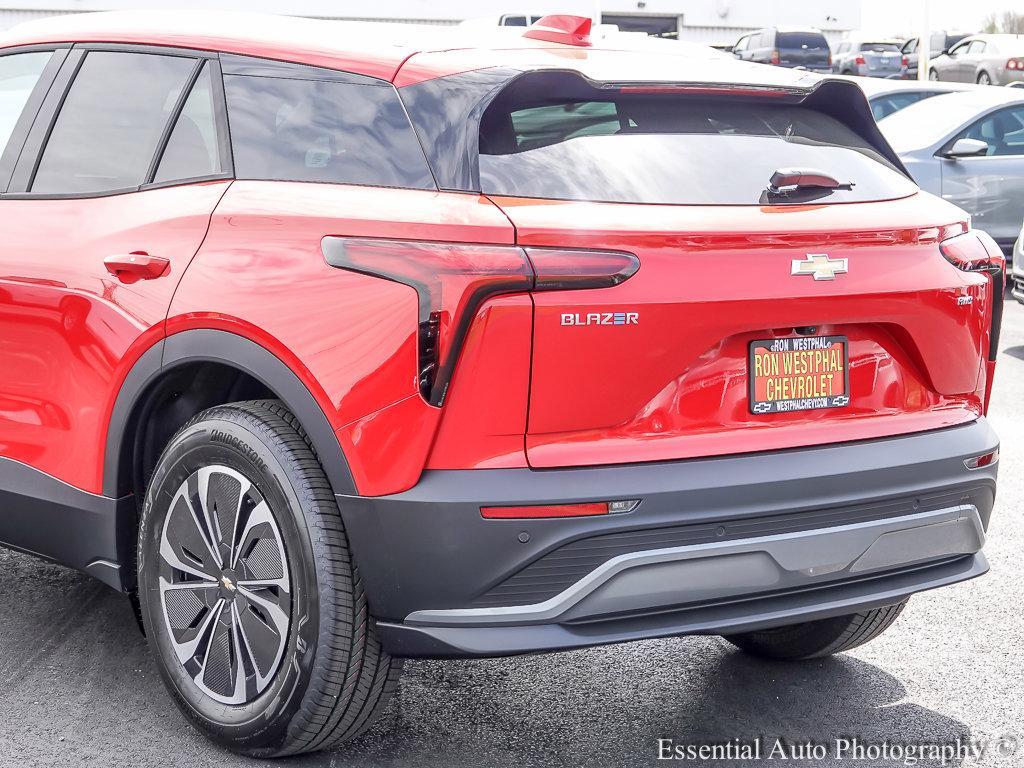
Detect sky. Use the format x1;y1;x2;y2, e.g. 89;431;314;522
861;0;1020;37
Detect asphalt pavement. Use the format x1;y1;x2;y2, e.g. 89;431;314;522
1;295;1022;768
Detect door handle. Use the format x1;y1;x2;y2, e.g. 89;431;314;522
103;252;170;282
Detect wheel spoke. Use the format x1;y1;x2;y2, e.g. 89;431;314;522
237;586;289;638
194;606;229;696
230;499;273;570
162;481;223;576
168;594;224;666
230;602;256;700
198;466;249;565
159;500;220;583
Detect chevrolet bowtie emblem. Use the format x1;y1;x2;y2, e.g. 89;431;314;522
221;575;236;592
791;253;848;281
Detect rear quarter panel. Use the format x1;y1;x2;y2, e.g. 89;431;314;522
169;181;515;496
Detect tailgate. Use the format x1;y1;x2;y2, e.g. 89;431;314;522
491;194;991;469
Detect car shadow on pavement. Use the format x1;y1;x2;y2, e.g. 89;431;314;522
0;553;973;768
304;636;972;768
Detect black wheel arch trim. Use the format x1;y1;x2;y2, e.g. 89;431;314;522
104;329;358;500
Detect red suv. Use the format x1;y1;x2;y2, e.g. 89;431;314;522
0;11;1003;757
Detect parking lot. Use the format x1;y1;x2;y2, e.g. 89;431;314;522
0;293;1018;767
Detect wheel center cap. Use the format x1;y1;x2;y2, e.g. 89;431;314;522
219;570;239;600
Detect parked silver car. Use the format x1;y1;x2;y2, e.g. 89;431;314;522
832;37;906;78
927;34;1024;85
880;87;1024;251
901;31;972;76
842;76;979;119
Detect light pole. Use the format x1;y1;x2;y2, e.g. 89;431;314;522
917;0;930;81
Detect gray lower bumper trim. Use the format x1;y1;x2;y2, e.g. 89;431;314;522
405;504;983;627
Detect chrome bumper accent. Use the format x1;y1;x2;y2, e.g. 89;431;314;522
405;504;984;627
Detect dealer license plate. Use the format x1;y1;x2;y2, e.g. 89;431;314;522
749;336;850;414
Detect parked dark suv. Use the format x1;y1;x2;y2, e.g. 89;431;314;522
0;10;1002;759
732;26;832;72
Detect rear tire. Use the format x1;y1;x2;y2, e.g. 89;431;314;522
929;69;940;81
977;71;992;85
723;601;907;661
137;400;401;756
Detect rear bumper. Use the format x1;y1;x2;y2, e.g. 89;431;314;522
339;419;998;658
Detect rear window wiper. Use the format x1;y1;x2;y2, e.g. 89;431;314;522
761;168;855;204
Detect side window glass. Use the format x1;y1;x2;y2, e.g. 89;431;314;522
31;51;196;194
959;108;1024;156
154;62;223;183
0;51;53;157
224;74;434;189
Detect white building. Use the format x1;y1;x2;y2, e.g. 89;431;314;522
0;0;861;47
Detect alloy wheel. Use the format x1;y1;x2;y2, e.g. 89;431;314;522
157;465;291;705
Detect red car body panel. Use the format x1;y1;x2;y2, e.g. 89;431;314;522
424;294;534;470
167;181;515;496
0;181;230;494
488;194;992;469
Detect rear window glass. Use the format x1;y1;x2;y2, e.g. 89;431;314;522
224;75;434;189
776;32;829;49
859;43;901;52
479;95;916;205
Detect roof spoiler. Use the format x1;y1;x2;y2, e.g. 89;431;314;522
400;68;910;191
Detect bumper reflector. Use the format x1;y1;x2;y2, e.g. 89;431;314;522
481;500;640;519
964;449;999;470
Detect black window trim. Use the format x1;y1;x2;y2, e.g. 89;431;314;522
3;42;235;201
0;44;72;194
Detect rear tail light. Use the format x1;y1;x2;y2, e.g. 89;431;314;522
1007;58;1024;70
529;247;639;291
964;449;999;470
940;230;1005;364
323;238;638;406
854;54;866;66
940;230;1006;275
827;53;833;67
902;55;909;67
770;49;781;65
481;499;640;519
